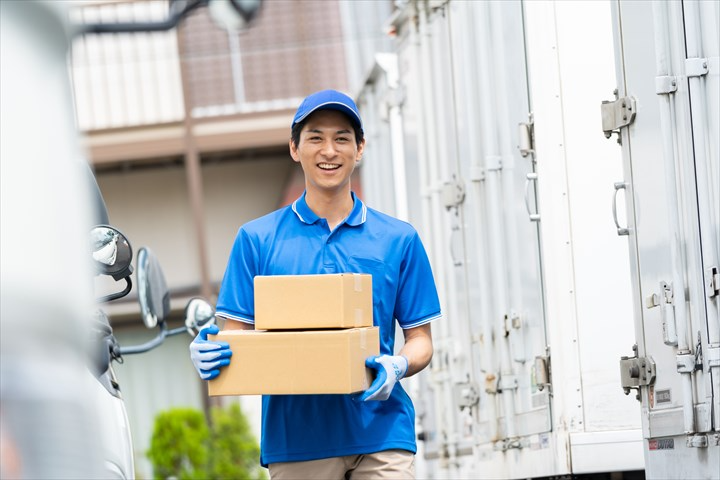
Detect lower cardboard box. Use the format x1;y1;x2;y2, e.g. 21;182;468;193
208;327;379;396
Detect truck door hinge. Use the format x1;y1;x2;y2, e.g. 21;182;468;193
454;381;480;410
533;351;551;392
442;180;465;209
518;113;534;158
602;90;637;142
705;266;719;297
620;344;656;401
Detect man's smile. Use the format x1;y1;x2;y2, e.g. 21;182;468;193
318;163;341;170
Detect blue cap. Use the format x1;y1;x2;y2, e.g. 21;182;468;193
292;89;363;133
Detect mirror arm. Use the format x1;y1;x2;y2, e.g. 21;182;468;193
97;277;132;303
118;323;169;355
76;0;208;35
118;322;194;356
166;325;191;337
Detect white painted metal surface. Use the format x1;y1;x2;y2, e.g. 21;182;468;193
1;1;104;477
358;0;643;477
610;0;719;477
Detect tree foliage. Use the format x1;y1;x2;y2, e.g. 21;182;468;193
147;404;264;480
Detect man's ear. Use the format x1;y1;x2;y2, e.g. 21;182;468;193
289;139;300;163
356;138;366;162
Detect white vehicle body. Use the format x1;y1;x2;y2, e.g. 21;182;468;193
89;367;135;478
1;3;206;479
610;1;719;478
1;1;106;478
357;0;717;478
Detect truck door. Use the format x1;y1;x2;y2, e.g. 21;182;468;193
610;1;719;476
402;0;551;460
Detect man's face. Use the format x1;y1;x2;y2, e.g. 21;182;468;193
290;109;365;196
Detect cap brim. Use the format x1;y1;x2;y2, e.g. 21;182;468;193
293;102;363;131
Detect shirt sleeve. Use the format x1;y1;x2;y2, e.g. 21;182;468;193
216;226;257;324
394;231;442;329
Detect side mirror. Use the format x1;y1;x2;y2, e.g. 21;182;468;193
136;247;170;329
184;298;216;335
90;226;133;281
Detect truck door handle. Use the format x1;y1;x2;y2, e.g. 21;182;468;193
524;172;540;222
612;182;629;236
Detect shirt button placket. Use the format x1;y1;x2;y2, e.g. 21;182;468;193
323;229;337;273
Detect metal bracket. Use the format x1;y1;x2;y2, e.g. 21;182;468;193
705;266;719;297
676;352;695;374
602;92;637;139
484;373;499;394
706;344;720;369
454;382;479;409
655;75;678;95
442;180;465;209
498;374;518;392
620;345;656;398
660;281;678;346
646;292;661;309
685;57;709;77
687;434;709;448
648;281;678;346
494;437;523;451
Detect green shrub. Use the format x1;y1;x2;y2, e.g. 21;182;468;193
147;404;264;480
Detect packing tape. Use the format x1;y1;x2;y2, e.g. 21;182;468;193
353;273;362;292
355;308;363;326
360;328;367;349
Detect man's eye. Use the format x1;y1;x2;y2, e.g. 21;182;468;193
337;137;349;143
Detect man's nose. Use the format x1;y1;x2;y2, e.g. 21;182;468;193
320;140;337;157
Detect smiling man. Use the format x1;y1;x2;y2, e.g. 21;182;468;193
190;89;441;479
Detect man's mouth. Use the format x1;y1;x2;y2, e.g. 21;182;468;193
318;163;341;170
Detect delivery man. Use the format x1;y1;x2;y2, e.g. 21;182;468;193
190;89;441;479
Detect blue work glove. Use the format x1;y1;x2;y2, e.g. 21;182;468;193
189;324;232;380
360;354;409;401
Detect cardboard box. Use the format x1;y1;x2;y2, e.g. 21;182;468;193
208;327;380;396
254;273;373;330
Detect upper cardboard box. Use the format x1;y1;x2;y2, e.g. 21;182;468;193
254;273;373;330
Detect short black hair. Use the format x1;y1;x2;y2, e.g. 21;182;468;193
291;111;364;148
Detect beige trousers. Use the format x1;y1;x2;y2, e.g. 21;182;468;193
268;449;415;480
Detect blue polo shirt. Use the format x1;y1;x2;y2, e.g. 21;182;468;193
216;192;441;466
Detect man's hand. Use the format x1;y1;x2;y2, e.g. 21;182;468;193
189;324;232;380
360;354;409;401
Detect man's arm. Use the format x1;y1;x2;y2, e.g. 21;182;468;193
219;315;254;331
398;323;433;377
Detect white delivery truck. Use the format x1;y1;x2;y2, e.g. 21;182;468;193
608;1;719;478
355;0;718;478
